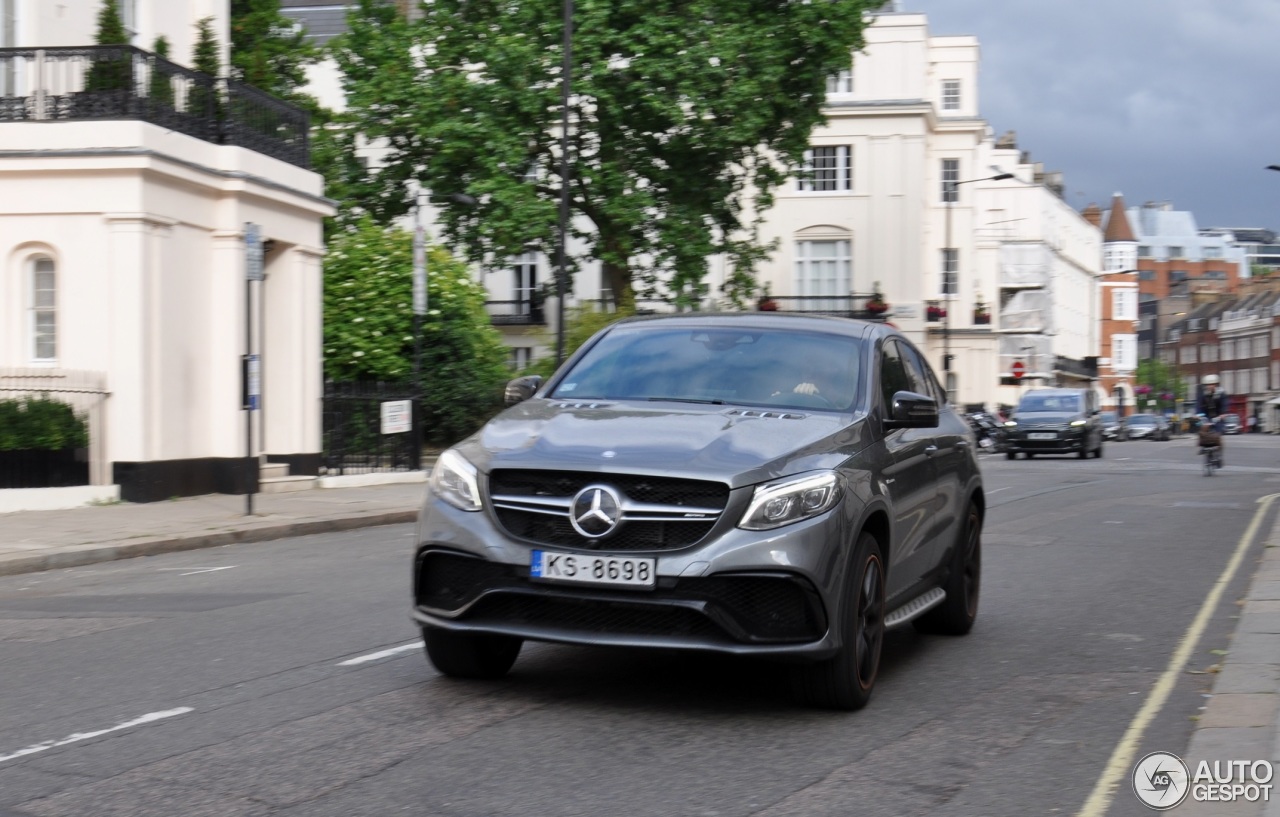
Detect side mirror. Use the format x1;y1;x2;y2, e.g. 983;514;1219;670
884;391;939;429
504;375;543;406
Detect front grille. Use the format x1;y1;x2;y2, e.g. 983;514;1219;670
465;594;726;641
488;469;730;551
418;551;826;644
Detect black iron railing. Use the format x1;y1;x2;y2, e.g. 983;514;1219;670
0;46;309;168
755;294;889;320
485;299;546;326
0;448;88;489
322;381;422;476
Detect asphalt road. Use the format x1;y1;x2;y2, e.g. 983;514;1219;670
1;433;1277;817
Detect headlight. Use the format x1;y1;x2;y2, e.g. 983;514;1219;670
739;471;841;531
1070;419;1087;427
1004;420;1017;427
429;449;482;511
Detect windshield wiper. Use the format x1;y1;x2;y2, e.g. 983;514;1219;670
647;397;725;405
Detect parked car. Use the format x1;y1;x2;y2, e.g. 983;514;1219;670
1124;413;1171;441
1003;388;1104;459
413;313;984;710
1099;411;1122;441
1221;413;1243;435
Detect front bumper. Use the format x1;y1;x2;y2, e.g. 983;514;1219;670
1005;430;1085;453
412;490;850;659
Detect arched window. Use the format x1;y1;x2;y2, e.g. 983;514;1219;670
30;256;56;362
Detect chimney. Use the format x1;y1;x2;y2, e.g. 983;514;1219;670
1081;203;1102;228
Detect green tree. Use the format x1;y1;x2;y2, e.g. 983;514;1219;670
521;299;637;380
0;397;89;451
1135;358;1185;411
86;0;132;93
189;16;222;117
323;219;512;444
329;0;878;305
148;36;175;108
229;0;319;103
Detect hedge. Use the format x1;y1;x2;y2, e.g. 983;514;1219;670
0;396;90;451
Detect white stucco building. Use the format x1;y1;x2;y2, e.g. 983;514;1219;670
752;10;1101;411
0;1;332;506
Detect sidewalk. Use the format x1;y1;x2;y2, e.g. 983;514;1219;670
0;480;426;577
1179;515;1280;816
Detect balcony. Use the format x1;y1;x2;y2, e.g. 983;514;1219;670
485;299;546;326
0;45;309;168
754;294;891;321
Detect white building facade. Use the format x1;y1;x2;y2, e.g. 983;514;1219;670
0;1;331;506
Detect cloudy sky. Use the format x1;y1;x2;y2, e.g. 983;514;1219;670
908;0;1280;232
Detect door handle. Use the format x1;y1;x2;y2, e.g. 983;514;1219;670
924;445;939;457
955;440;970;449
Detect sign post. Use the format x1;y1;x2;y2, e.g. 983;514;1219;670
244;223;263;515
411;209;427;472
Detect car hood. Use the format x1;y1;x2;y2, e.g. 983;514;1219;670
1012;413;1081;426
454;399;872;489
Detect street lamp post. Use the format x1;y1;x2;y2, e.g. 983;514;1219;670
942;172;1013;402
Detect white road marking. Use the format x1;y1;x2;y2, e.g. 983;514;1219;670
338;642;420;666
158;566;237;576
1075;492;1280;816
987;487;1011;493
0;707;194;765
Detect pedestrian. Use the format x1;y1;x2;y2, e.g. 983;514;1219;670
1248;414;1259;434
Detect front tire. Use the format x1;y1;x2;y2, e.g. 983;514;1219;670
423;626;522;679
791;532;885;710
914;502;982;636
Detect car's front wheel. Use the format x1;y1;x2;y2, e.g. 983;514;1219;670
914;502;981;635
792;532;885;710
422;626;522;679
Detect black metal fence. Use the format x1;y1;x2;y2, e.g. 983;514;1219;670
322;382;422;476
0;449;88;489
0;45;309;168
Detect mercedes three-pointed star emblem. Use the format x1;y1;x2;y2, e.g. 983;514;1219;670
569;485;622;539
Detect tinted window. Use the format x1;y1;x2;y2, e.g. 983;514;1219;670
897;341;945;405
1017;392;1081;413
879;341;913;410
553;325;864;412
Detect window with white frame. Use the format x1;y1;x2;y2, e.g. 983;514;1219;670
1255;336;1268;358
1180;345;1196;364
1167;246;1184;259
941;248;957;296
1273;327;1280;348
1112;334;1137;372
1200;344;1214;364
795;239;851;310
1220;340;1231;360
30;256;57;362
1112;288;1137;321
1273;361;1279;390
513;252;538;314
941;80;960;111
509;347;532;370
1224;370;1235;394
825;68;852;95
798;146;852;192
119;0;138;42
1256;367;1268;393
941;159;959;203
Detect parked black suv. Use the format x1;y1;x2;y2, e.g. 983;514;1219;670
413;314;984;710
1003;388;1103;459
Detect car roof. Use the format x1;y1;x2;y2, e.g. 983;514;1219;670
608;312;883;341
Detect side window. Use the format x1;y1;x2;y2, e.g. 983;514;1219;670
899;341;945;405
878;341;912;411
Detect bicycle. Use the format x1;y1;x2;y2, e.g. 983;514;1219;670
1201;444;1222;476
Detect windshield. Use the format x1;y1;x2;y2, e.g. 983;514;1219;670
1100;412;1117;423
550;325;865;412
1017;393;1081;413
1128;414;1156;425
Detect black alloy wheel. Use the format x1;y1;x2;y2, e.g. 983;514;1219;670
915;502;982;635
792;532;885;710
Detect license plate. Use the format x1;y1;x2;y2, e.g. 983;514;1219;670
530;550;656;589
1028;432;1057;440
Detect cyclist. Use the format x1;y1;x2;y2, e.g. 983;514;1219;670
1195;374;1228;465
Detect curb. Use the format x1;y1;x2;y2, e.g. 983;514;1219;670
0;510;418;578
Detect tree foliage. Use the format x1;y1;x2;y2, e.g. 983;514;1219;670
87;0;131;92
229;0;319;104
323;219;513;444
1135;358;1186;410
329;0;878;304
149;36;175;108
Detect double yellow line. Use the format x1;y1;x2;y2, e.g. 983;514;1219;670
1076;492;1279;816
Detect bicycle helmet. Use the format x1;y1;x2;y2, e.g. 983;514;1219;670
1203;374;1220;385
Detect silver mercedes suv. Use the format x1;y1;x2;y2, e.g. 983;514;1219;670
412;313;984;709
